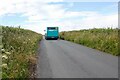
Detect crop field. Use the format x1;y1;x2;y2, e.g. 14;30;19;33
60;28;119;56
1;26;42;78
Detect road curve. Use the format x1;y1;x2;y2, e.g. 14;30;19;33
36;39;118;78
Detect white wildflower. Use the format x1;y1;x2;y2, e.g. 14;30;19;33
23;42;26;44
2;64;7;68
5;52;11;55
29;39;30;40
1;49;5;52
2;55;8;59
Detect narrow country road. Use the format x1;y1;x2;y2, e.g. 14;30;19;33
36;39;118;78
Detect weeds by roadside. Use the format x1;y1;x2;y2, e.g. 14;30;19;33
60;28;119;56
2;26;42;78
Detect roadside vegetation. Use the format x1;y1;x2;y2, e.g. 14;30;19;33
60;28;119;56
1;26;42;78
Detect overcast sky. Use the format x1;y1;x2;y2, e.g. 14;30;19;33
0;0;118;34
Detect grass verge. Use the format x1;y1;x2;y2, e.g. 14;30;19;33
2;26;42;78
60;28;119;56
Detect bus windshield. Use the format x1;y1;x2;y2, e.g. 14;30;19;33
47;27;58;30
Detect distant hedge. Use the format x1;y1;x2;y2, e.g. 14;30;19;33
60;28;119;56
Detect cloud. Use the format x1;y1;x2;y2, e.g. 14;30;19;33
79;14;118;28
0;0;118;34
0;0;64;16
64;0;119;2
22;13;117;34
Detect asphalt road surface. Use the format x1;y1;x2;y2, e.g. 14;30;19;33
36;39;118;78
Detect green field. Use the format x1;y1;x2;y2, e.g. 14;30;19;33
60;28;119;56
1;26;42;78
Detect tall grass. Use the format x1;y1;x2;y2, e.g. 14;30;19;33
60;28;119;56
1;26;42;78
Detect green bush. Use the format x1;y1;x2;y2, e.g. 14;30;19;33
1;26;42;78
60;28;119;56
